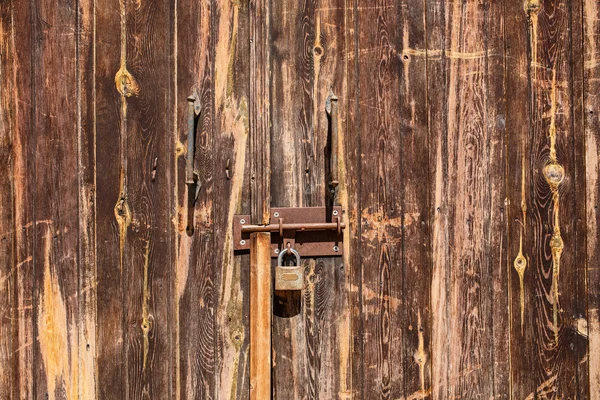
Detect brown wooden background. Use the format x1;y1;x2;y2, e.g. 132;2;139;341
1;0;599;398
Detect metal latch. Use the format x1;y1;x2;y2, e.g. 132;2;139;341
233;206;344;257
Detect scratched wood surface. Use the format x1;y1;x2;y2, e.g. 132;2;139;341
585;0;600;397
269;0;348;398
0;0;598;399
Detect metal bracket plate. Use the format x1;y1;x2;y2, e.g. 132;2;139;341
233;206;344;257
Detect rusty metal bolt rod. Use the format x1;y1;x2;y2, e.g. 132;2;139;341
241;221;346;234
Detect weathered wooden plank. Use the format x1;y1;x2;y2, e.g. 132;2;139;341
508;0;588;397
572;1;589;397
248;0;271;394
426;0;449;396
345;0;362;398
429;0;507;397
307;3;349;398
269;0;312;397
485;2;511;397
5;0;36;397
0;1;16;397
249;0;270;225
30;0;82;397
120;0;174;397
504;0;534;396
397;1;432;397
76;0;98;397
95;0;126;397
249;232;272;400
212;0;253;397
269;0;348;398
353;0;404;398
176;0;216;398
339;0;364;398
584;0;600;397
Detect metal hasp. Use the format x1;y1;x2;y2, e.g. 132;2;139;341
233;206;345;257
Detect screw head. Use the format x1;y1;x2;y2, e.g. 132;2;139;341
274;212;280;218
333;210;339;216
240;240;246;246
333;246;339;252
240;218;246;224
274;249;280;254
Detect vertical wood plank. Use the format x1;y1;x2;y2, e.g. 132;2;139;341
76;0;98;397
212;0;253;397
504;0;533;396
269;0;349;398
398;1;432;397
269;0;312;396
430;0;508;397
507;0;588;397
250;232;272;400
7;0;36;396
485;1;511;397
248;0;272;398
584;0;600;397
95;0;125;397
249;0;271;226
176;0;216;397
571;0;589;397
354;0;404;398
31;0;82;397
0;1;16;396
121;0;174;397
426;0;449;395
344;0;362;397
312;2;350;398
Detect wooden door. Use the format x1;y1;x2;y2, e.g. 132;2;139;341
1;0;599;398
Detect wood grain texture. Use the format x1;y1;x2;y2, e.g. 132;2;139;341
31;0;82;398
249;0;271;225
584;0;600;397
5;0;36;397
354;0;405;398
1;0;599;398
344;0;362;397
76;0;98;397
212;0;253;398
269;0;349;398
94;0;126;398
504;0;534;396
249;232;272;400
429;0;509;397
0;1;16;397
571;0;589;397
398;1;432;397
121;0;174;397
176;0;216;397
507;0;588;398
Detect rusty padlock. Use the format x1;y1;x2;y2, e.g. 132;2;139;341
275;248;304;291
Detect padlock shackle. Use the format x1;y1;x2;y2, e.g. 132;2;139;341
277;247;301;266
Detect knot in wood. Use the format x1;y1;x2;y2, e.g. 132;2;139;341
544;162;565;188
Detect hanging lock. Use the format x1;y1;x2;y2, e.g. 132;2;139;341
275;248;304;291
